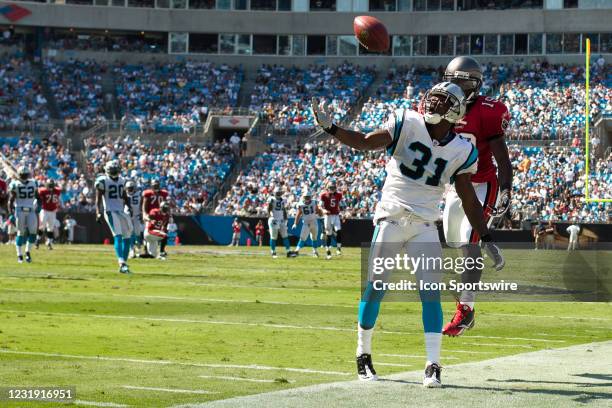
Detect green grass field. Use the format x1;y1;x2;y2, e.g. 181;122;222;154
0;244;610;407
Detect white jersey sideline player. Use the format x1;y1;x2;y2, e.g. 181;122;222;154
8;166;39;263
95;160;133;274
312;82;504;388
126;180;143;258
292;190;321;257
268;187;292;258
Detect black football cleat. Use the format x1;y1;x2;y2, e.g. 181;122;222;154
423;362;442;388
356;353;378;381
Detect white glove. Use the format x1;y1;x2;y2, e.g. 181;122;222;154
311;97;335;133
491;188;511;217
481;240;505;271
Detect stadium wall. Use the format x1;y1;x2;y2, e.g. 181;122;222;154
7;4;611;35
60;213;612;246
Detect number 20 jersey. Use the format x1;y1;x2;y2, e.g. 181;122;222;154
95;175;126;212
376;109;478;222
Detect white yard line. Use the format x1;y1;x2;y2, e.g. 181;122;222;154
198;375;293;384
0;309;570;343
345;361;412;368
0;288;354;309
73;400;129;408
486;312;612;321
121;386;217;395
0;349;350;376
456;342;535;349
380;353;459;360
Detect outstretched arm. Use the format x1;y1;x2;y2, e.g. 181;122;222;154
311;98;391;151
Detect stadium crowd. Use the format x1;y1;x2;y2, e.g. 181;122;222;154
215;140;610;224
0;54;49;129
114;61;242;133
251;63;376;134
44;58;108;129
85;135;236;213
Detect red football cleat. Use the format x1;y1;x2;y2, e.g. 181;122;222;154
443;303;475;337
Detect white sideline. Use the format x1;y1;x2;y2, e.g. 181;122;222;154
0;309;569;343
487;312;612;321
346;361;412;368
122;386;216;395
73;400;129;407
380;353;460;360
0;349;351;376
198;376;293;384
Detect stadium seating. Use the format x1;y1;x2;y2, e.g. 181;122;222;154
114;61;243;133
251;63;375;134
85;136;236;213
44;58;108;129
0;55;49;129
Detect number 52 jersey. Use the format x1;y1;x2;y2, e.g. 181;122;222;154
376;109;478;222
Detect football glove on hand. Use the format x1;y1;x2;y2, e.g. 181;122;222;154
311;97;336;134
96;213;103;224
492;188;511;217
481;236;505;271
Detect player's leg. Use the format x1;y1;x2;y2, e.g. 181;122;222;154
15;210;26;262
104;211;128;272
268;219;279;258
310;221;320;257
356;219;407;380
36;211;44;249
46;211;57;249
324;216;333;259
406;225;444;387
24;212;38;262
120;214;133;264
443;181;496;336
279;222;291;256
333;215;342;255
295;222;309;254
144;231;160;258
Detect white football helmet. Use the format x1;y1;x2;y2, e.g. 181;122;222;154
423;82;467;125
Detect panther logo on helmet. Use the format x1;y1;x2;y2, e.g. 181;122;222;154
423;82;467;125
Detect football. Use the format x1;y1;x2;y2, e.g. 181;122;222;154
353;15;390;52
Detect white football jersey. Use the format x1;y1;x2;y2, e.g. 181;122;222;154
268;196;286;220
127;190;142;216
298;200;318;222
95;175;126;212
9;179;37;209
376;109;478;222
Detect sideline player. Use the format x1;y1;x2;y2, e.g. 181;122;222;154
142;201;170;259
230;218;241;246
255;220;265;246
312;82;504;387
268;187;292;258
96;160;133;274
142;179;169;258
292;190;321;257
320;182;343;259
125;180;143;258
37;179;61;250
438;56;513;337
566;222;580;251
8;166;39;263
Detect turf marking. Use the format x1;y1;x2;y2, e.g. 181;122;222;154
121;386;217;395
198;375;294;384
346;361;412;368
487;312;612;321
380;353;459;360
73;400;129;407
0;349;351;376
0;309;570;343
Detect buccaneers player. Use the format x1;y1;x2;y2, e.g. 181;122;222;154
37;179;62;250
142;179;170;257
440;56;512;336
319;182;343;260
141;201;170;260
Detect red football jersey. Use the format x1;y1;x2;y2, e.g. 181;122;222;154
38;186;62;211
0;179;7;199
453;96;510;183
255;224;265;236
320;191;343;215
143;189;169;214
232;222;241;233
146;208;169;237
